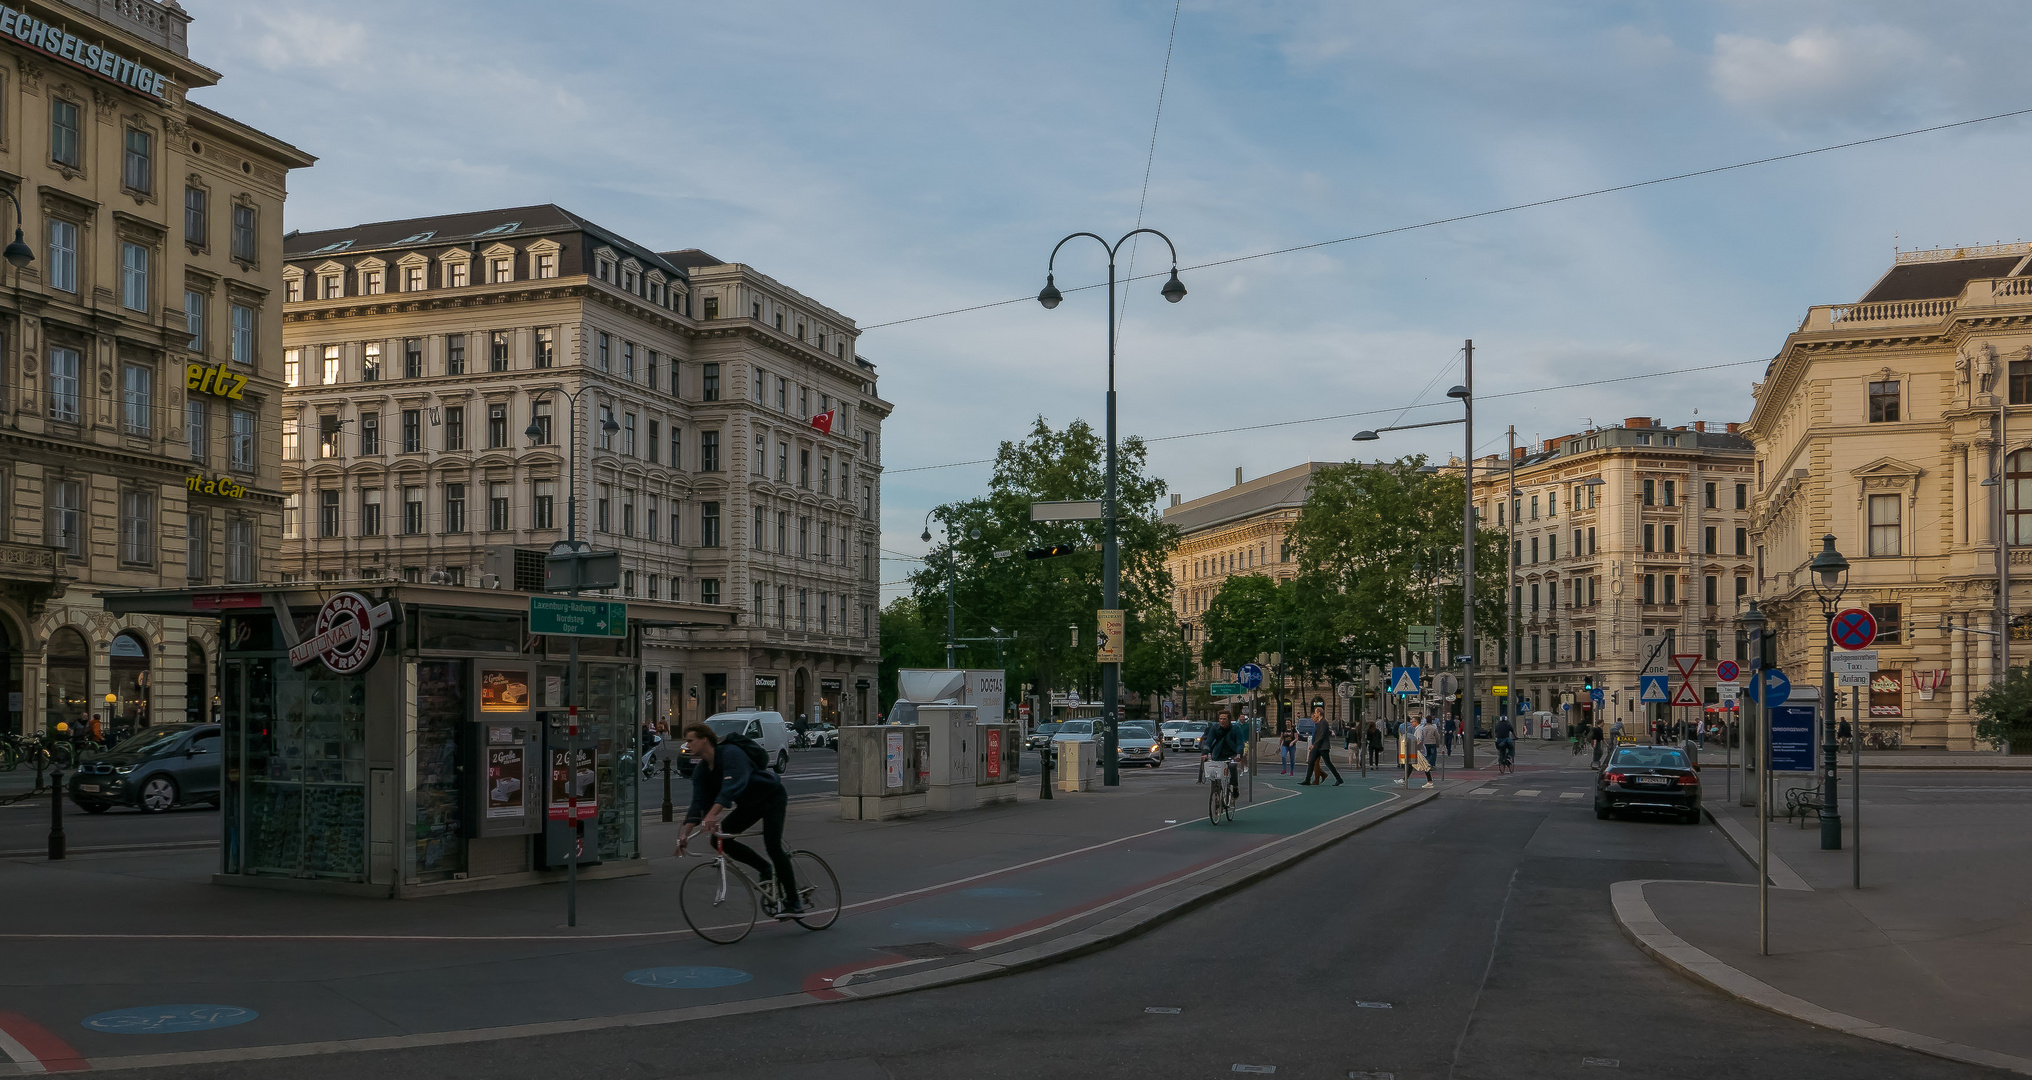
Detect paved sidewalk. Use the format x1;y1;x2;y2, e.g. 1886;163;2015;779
0;759;1453;1074
1617;773;2032;1074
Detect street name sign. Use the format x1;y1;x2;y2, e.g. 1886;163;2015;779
1030;500;1104;522
529;597;627;638
1405;625;1437;651
1209;682;1245;696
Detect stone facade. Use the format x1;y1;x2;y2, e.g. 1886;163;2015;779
278;208;887;732
1469;420;1755;732
0;0;313;736
1746;242;2032;750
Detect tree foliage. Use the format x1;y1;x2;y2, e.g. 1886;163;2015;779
879;596;946;714
1971;664;2032;751
905;417;1182;715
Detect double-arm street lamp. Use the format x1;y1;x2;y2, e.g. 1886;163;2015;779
1807;534;1851;851
1356;341;1477;768
1038;229;1187;786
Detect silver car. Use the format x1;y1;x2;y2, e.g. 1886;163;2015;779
1117;723;1164;767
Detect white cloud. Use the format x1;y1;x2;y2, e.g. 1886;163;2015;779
1709;26;1950;127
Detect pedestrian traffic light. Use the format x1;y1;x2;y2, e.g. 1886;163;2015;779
1583;675;1594;692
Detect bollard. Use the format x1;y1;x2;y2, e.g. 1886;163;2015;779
1040;743;1053;800
48;766;66;860
661;757;674;823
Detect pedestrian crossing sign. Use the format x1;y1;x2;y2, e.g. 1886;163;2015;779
1639;675;1670;703
1389;667;1421;696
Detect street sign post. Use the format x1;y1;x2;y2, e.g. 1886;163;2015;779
1829;650;1879;674
1831;609;1878;651
529;597;627;638
1405;625;1437;651
1673;681;1703;707
1239;663;1264;690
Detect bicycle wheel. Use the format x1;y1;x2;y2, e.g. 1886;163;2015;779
788;851;841;931
1207;778;1222;825
1221;781;1235;823
679;860;758;944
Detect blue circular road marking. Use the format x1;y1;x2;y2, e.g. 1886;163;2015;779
81;1005;258;1034
624;966;753;989
960;887;1041;898
891;917;992;934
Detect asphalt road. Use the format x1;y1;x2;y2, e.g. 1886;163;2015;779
128;767;2007;1080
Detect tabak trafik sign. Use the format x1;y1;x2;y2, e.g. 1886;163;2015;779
0;5;171;99
287;591;395;675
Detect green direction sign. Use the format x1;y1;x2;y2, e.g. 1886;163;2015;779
1405;624;1437;650
529;596;627;638
1208;682;1245;696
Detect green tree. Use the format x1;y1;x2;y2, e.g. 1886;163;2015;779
906;417;1178;716
879;596;945;714
1971;664;2032;751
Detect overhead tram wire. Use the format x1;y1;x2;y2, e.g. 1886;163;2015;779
859;106;2032;333
884;355;1770;474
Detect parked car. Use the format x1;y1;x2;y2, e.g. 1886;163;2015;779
1594;745;1702;824
1026;722;1064;751
681;711;796;776
68;723;221;813
1165;722;1209;752
1117;723;1164;767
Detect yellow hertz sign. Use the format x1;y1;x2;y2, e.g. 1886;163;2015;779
187;361;249;400
187;474;247;498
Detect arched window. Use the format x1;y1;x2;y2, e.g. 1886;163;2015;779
110;632;150;731
45;628;90;733
2008;449;2032;545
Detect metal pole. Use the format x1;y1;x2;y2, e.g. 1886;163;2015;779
2002;398;2011;682
945;541;956;670
1462;340;1476;770
1852;688;1861;888
566;391;582;926
1820;606;1842;851
1101;257;1120;787
1758;693;1769;955
47;761;65;860
661;757;673;823
1505;427;1517;744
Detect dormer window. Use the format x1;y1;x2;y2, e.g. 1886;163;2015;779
405;265;426;291
362;269;384;295
703;295;719;320
534;253;557;279
489;257;512;283
623;270;637;292
597;260;611;282
396;231;435;244
448;261;468;287
285;277;303;303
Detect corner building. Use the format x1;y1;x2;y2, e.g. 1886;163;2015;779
1468;419;1754;732
278;206;887;730
1747;243;2032;750
0;0;313;736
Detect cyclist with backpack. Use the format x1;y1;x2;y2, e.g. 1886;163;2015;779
675;722;800;917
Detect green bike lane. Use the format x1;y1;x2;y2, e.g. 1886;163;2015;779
0;766;1414;1074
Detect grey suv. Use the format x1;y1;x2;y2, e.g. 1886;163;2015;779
68;724;221;813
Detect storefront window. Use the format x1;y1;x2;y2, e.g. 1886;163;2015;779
45;627;88;734
582;662;638;860
109;632;150;732
753;674;779;712
414;661;467;880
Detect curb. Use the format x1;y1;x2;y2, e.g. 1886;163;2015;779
52;783;1442;1075
1610;879;2032;1077
1700;807;1810;891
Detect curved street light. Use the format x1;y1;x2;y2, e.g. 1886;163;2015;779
1037;228;1186;786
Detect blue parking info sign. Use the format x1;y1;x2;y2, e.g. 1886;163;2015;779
1768;704;1816;772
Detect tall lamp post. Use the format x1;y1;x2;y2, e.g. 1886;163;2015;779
1807;534;1850;851
525;391;619;717
921;510;978;669
1355;340;1477;768
1038;229;1187;786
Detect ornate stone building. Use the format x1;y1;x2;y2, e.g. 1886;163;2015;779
279;206;887;730
0;0;313;736
1747;242;2032;750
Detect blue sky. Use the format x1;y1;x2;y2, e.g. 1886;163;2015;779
189;1;2032;595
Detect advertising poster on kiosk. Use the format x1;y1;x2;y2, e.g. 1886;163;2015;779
486;745;525;819
985;728;1003;779
480;668;531;712
547;746;598;820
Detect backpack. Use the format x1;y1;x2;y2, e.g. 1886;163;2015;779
719;731;771;772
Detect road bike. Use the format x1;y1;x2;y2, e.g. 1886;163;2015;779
1495;739;1515;775
1204;758;1236;825
678;834;840;944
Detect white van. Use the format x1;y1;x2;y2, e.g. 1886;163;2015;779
682;710;796;775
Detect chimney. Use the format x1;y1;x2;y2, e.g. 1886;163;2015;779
1694;421;1707;432
1726;422;1740;434
1542;438;1560;454
1512;447;1526;461
1170;494;1181;507
1623;416;1650;430
1235;467;1243;487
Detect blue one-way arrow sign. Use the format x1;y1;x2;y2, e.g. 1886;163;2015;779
1639;675;1670;703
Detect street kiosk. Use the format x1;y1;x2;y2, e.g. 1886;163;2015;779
98;583;736;897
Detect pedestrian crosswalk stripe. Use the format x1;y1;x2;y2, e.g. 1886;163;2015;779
1516;790;1540;797
1559;792;1584;799
1471;789;1496;795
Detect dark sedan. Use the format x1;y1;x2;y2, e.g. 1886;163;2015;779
68;724;221;813
1594;745;1700;824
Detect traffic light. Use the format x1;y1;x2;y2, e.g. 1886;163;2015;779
1026;545;1078;560
1583;675;1594;692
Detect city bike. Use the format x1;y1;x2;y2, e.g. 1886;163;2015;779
677;834;840;944
1495;739;1515;774
1204;759;1236;825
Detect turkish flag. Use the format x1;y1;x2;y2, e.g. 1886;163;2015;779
809;410;835;435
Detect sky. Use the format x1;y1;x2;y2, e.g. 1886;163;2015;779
185;0;2032;598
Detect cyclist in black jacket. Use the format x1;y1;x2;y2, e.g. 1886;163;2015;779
1200;711;1246;798
675;722;799;916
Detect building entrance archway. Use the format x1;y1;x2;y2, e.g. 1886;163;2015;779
110;631;151;732
45;627;89;734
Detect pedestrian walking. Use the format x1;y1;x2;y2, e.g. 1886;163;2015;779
1443;716;1457;756
1301;705;1343;786
1417;715;1440;788
1366;719;1385;768
1279;726;1297;775
1588;722;1606;767
1609;716;1624;748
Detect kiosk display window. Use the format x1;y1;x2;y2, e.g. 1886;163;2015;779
583;662;639;861
479;668;530;713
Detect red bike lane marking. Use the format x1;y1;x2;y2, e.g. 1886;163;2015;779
0;1011;90;1072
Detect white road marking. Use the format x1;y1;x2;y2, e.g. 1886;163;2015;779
1470;789;1497;796
1560;792;1584;799
1145;1007;1181;1014
0;1023;46;1073
1516;789;1541;797
1233;1067;1277;1075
